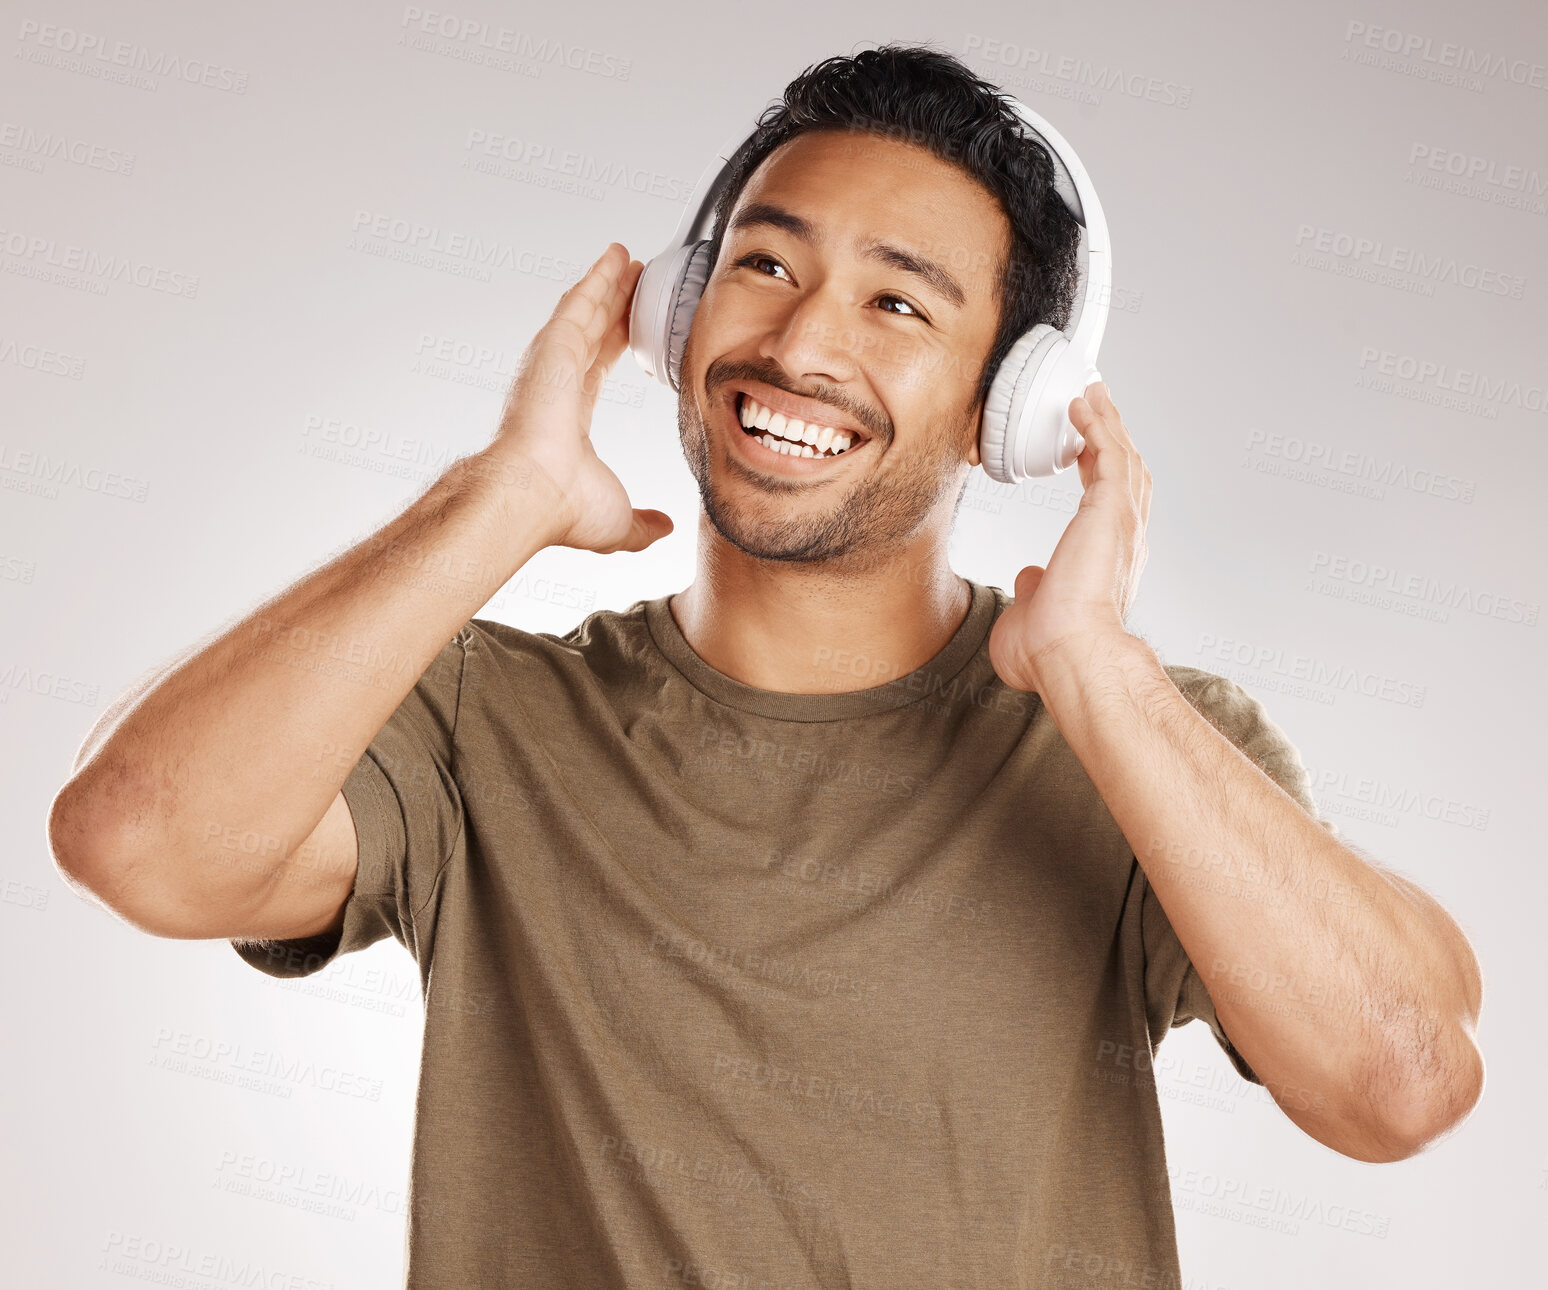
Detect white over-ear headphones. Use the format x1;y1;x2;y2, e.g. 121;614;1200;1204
629;95;1111;481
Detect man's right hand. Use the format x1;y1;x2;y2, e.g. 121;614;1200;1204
485;242;675;556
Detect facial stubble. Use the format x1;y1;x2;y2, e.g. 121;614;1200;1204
675;346;973;566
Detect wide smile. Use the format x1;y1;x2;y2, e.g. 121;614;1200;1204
721;388;872;474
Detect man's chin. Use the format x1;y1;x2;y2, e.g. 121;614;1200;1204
699;486;844;563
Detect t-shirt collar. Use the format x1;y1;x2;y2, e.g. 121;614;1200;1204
642;580;1003;722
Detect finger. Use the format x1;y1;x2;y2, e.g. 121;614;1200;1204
1069;392;1102;435
1090;381;1139;455
582;259;643;409
1069;398;1097;492
1069;393;1116;465
1072;386;1141;499
1089;380;1122;421
563;243;628;322
609;508;674;553
1097;386;1145;511
540;244;630;377
1079;382;1127;441
1011;565;1045;602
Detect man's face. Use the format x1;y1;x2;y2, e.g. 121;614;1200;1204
675;128;1009;565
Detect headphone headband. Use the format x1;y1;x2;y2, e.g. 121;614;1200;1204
654;97;1109;376
999;99;1110;367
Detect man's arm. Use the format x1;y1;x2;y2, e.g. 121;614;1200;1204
1035;632;1484;1164
46;244;667;943
47;451;561;941
986;382;1483;1164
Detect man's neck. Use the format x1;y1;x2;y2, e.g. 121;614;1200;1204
667;538;974;697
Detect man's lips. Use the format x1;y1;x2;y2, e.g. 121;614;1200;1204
721;389;871;471
723;383;872;446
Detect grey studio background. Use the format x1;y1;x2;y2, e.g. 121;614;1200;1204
3;0;1543;1285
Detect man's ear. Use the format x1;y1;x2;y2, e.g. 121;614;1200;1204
964;394;984;468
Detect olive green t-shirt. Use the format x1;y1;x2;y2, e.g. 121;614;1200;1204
232;579;1336;1288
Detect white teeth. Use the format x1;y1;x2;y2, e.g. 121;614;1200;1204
737;393;860;460
760;431;835;460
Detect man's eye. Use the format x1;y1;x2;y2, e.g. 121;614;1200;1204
735;253;790;280
876;294;926;321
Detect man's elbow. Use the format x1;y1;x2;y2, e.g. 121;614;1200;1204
1357;1034;1486;1163
47;778;191;938
47;776;119;898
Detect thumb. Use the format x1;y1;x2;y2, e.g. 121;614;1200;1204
613;508;674;553
1012;565;1046;602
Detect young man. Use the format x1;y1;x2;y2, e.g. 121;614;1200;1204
49;45;1482;1289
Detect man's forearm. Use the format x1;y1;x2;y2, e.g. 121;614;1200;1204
1033;632;1484;1161
51;448;563;903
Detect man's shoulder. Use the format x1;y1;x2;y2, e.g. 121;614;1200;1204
1158;661;1234;700
1158;657;1336;832
1155;661;1274;733
460;595;659;679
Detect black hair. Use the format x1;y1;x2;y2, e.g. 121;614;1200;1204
703;41;1084;413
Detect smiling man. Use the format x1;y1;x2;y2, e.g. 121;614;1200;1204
49;43;1483;1290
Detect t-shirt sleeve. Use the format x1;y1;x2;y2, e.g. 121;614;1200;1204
229;625;471;979
1139;667;1341;1086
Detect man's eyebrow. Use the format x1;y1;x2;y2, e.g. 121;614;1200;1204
727;201;968;311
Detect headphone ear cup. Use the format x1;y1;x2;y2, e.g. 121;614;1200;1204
664;241;713;392
980;324;1061;483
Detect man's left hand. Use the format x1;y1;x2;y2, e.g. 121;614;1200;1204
988;380;1152;694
